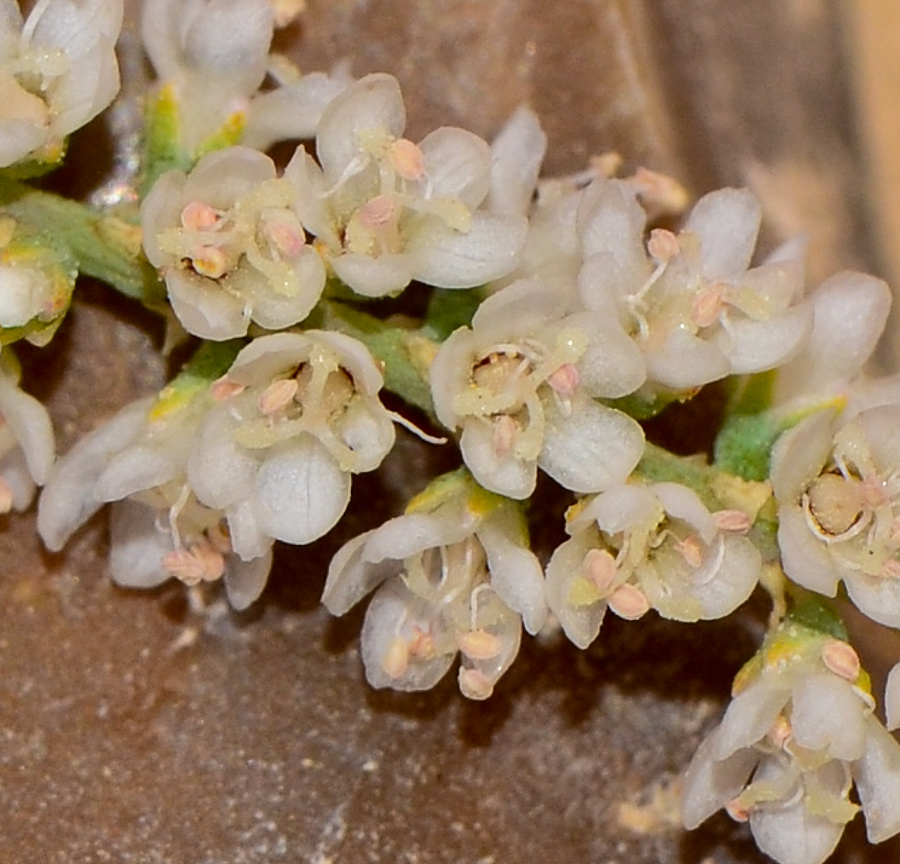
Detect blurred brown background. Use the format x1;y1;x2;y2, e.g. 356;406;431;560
2;1;899;862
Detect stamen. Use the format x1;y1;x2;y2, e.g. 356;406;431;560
457;629;502;660
358;195;397;231
725;798;750;823
546;363;580;397
211;375;245;402
647;228;680;261
821;639;860;682
458;667;493;699
191;245;228;279
691;283;725;329
676;534;704;568
181;201;220;231
492;414;518;458
257;377;299;416
382;636;410;678
389;138;426;182
583;547;617;593
608;583;650;619
714;509;751;533
0;477;13;514
767;715;792;749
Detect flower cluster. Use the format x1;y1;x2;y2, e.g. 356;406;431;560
6;6;900;864
683;621;900;864
323;470;545;699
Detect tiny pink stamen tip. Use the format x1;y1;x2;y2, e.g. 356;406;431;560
358;195;396;230
211;376;245;402
821;639;861;681
408;628;436;659
265;220;304;257
547;363;580;396
390;138;426;182
492;414;517;458
382;637;410;679
647;228;679;260
457;629;502;661
725;799;750;823
691;286;724;328
677;535;704;568
162;549;205;586
459;667;493;699
192;245;227;279
193;544;226;581
0;478;13;514
608;584;650;620
181;201;219;231
714;509;751;534
258;378;299;416
583;547;617;593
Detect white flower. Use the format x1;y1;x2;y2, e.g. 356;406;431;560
36;383;270;609
142;146;326;341
430;277;645;499
0;0;123;166
286;73;528;297
0;355;54;513
578;182;812;391
682;625;900;864
772;403;900;628
187;331;395;557
546;482;760;648
141;0;273;154
322;470;546;699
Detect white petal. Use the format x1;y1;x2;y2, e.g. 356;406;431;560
420;126;491;207
791;673;869;761
539;397;644;494
716;302;812;374
681;729;758;829
316;73;406;182
750;786;844;864
245;247;326;331
166;269;249;341
776;505;842;598
322;530;398;615
364;512;472;564
843;571;900;629
545;530;607;649
224;546;273;610
0;372;54;484
854;718;900;843
488;104;546;216
254;436;351;544
460;420;536;500
108;499;171;589
330;250;414;298
226;498;270;561
361;579;456;692
775;272;891;403
713;676;791;759
95;444;182;503
577;179;647;264
188;408;257;510
685;188;761;279
885;662;900;731
37;398;152;551
644;328;730;390
477;515;547;635
572;311;646;398
770;411;836;503
406;211;527;289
